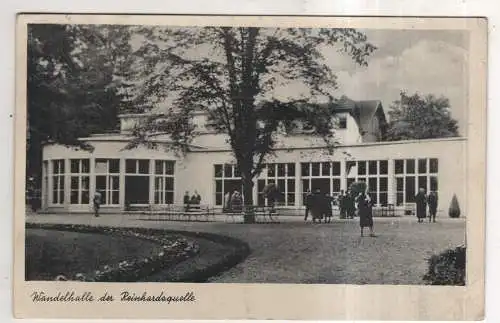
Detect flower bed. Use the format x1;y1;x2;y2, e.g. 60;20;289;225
26;223;200;282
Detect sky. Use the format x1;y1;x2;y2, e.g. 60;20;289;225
331;29;469;134
130;27;469;135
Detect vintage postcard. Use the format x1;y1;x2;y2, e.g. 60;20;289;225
14;14;486;320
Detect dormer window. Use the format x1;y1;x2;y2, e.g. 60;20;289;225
338;116;347;129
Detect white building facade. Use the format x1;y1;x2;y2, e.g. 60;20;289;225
40;99;467;215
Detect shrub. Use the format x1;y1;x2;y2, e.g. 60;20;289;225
449;194;461;218
423;246;466;285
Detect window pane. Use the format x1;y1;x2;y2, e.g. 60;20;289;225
405;176;416;202
234;165;241;177
339;117;347;129
109;159;120;173
165;161;174;175
370;193;378;205
406;159;415;174
82;191;89;204
277;164;285;177
379;177;388;191
82;176;89;190
395;160;404;174
215;180;223;193
112;176;119;190
215;193;223;205
70;160;80;173
112;192;119;204
311;163;320;176
321;162;330;176
165;177;174;191
418;159;427;173
268;164;276;177
71;176;79;190
332;178;340;192
301;163;310;176
380;160;388;175
154;177;162;190
81;159;90;173
138;160;149;174
379;192;388;206
287;179;295;193
418;176;427;192
224;164;232;177
95;159;108;173
277;179;285;193
165;192;174;204
369;178;377;192
430;158;439;173
214;165;222;177
96;176;106;190
369;161;377;175
287;163;295;176
52;190;58;204
154;192;160;204
332;162;341;176
347;178;355;189
125;160;136;173
155;160;163;174
430;176;438;192
346;161;356;177
396;192;404;205
396;177;404;191
358;161;367;175
52;161;59;174
287;193;295;205
70;191;78;204
258;179;265;192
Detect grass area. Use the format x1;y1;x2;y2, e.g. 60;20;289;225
25;228;165;280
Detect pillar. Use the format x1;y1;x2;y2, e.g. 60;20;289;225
64;159;71;210
119;158;126;210
294;161;301;206
388;158;395;205
89;157;96;207
149;159;155;205
340;159;347;191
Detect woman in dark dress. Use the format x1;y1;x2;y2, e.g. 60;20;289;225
356;191;375;237
427;191;438;223
415;188;427;223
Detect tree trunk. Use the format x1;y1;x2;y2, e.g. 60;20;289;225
242;174;255;224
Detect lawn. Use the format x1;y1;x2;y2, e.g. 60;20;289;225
25;228;165;280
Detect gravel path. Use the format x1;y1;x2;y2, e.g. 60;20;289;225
26;214;466;284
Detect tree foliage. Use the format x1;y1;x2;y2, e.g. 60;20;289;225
385;91;460;141
27;24;134;184
123;26;376;219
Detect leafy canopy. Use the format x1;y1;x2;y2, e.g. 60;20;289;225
123;26;376;179
385;91;460;141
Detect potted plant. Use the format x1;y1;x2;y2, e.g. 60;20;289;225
448;194;461;218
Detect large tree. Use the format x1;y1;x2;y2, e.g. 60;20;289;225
385;91;460;141
27;24;134;186
124;27;376;222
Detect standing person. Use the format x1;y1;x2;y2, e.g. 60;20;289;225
324;193;334;223
223;191;231;212
230;190;243;212
93;191;102;218
183;191;190;212
310;189;323;223
415;188;427;223
194;190;201;204
304;190;312;221
338;190;346;219
356;191;375;237
346;189;355;219
427;191;438;223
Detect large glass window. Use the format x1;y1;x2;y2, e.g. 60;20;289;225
214;164;241;206
125;159;150;205
258;163;296;206
70;159;90;205
154;160;175;204
394;158;439;206
346;160;389;206
95;159;120;205
51;159;65;205
301;162;341;204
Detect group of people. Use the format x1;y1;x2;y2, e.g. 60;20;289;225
184;191;202;211
304;188;375;237
415;188;438;223
223;190;243;212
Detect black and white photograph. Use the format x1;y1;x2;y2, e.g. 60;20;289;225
15;14;486;320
